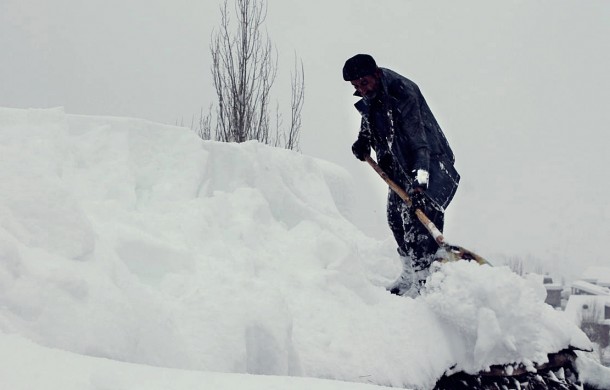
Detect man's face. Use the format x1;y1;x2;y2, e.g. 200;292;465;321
350;74;379;97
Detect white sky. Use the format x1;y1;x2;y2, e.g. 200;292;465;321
1;0;609;279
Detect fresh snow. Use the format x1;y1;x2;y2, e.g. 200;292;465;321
0;107;607;389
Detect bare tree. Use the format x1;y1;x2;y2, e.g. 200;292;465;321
285;55;304;151
505;255;546;277
506;256;525;276
197;105;213;140
208;0;303;150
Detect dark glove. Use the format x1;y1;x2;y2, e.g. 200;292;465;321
351;138;370;161
408;187;427;210
408;169;430;210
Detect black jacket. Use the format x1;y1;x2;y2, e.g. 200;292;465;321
354;68;460;210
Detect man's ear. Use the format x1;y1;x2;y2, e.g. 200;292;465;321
374;68;382;78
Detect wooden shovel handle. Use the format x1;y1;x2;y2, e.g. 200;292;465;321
365;156;445;246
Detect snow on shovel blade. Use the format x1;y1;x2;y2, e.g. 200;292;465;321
435;243;491;266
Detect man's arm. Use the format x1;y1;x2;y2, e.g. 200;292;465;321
396;93;431;189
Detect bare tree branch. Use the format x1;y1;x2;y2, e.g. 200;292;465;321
206;0;304;150
286;54;304;151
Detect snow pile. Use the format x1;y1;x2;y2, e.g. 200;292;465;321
0;331;397;390
0;107;605;389
424;262;590;374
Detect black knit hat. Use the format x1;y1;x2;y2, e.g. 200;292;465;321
342;54;378;81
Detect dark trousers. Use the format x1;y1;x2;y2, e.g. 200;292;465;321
387;188;444;271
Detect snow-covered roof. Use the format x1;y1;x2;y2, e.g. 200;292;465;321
571;280;610;296
545;284;563;291
580;266;610;287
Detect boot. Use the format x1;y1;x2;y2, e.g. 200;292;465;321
411;266;431;295
387;251;415;296
387;247;434;297
387;268;414;296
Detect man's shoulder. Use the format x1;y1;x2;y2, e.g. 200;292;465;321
380;68;419;98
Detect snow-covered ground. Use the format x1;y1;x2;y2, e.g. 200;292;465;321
1;107;608;389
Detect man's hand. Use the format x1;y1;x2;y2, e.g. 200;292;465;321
408;186;427;210
408;169;429;210
351;138;370;161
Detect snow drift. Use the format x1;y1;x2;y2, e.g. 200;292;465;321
0;107;605;389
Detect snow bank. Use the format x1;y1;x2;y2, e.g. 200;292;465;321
0;331;393;390
0;107;602;389
424;262;590;374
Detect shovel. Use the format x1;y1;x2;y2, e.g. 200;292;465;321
365;156;490;266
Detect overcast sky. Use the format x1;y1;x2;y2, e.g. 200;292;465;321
1;0;609;279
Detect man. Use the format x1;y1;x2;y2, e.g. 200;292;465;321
343;54;460;296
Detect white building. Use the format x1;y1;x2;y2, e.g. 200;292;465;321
565;267;610;350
